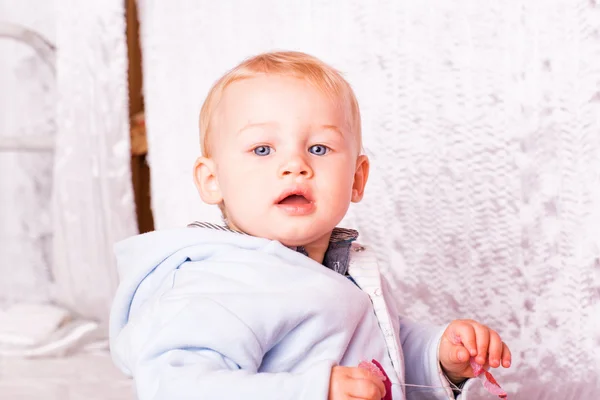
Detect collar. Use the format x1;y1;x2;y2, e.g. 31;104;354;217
187;221;359;275
187;221;358;243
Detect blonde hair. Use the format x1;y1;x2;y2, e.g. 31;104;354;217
199;51;361;157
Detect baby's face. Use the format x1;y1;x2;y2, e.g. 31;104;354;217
205;75;366;246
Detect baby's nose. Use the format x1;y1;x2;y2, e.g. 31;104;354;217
279;157;313;178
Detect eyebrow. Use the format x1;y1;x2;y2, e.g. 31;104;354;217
236;122;345;137
236;121;278;136
320;124;345;138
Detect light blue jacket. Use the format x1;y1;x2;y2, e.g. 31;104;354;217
110;228;458;399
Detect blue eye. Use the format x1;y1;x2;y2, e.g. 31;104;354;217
308;145;329;156
253;146;272;156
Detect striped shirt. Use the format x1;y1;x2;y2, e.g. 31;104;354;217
187;221;358;275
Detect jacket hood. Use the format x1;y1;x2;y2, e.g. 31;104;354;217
109;227;271;353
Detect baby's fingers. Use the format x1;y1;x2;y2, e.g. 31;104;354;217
472;323;491;366
488;330;503;368
501;342;512;368
348;368;386;399
447;320;478;358
450;346;471;364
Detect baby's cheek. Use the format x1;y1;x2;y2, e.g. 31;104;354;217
322;190;352;222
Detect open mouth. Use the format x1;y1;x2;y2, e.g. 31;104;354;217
278;194;310;205
275;188;315;215
275;187;314;205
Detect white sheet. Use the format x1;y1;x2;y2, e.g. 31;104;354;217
0;353;133;400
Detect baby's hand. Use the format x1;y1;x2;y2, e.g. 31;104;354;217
439;319;512;385
328;366;387;400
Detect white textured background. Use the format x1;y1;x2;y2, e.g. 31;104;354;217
139;0;600;398
1;0;598;399
51;0;137;324
0;0;56;306
1;1;136;398
0;0;137;322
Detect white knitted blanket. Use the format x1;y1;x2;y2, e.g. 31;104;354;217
139;1;600;398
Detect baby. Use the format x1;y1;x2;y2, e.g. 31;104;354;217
109;51;511;400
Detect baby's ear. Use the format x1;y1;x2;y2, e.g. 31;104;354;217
193;157;223;205
351;154;370;203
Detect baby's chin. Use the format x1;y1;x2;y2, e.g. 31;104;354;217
263;227;334;248
227;216;337;247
